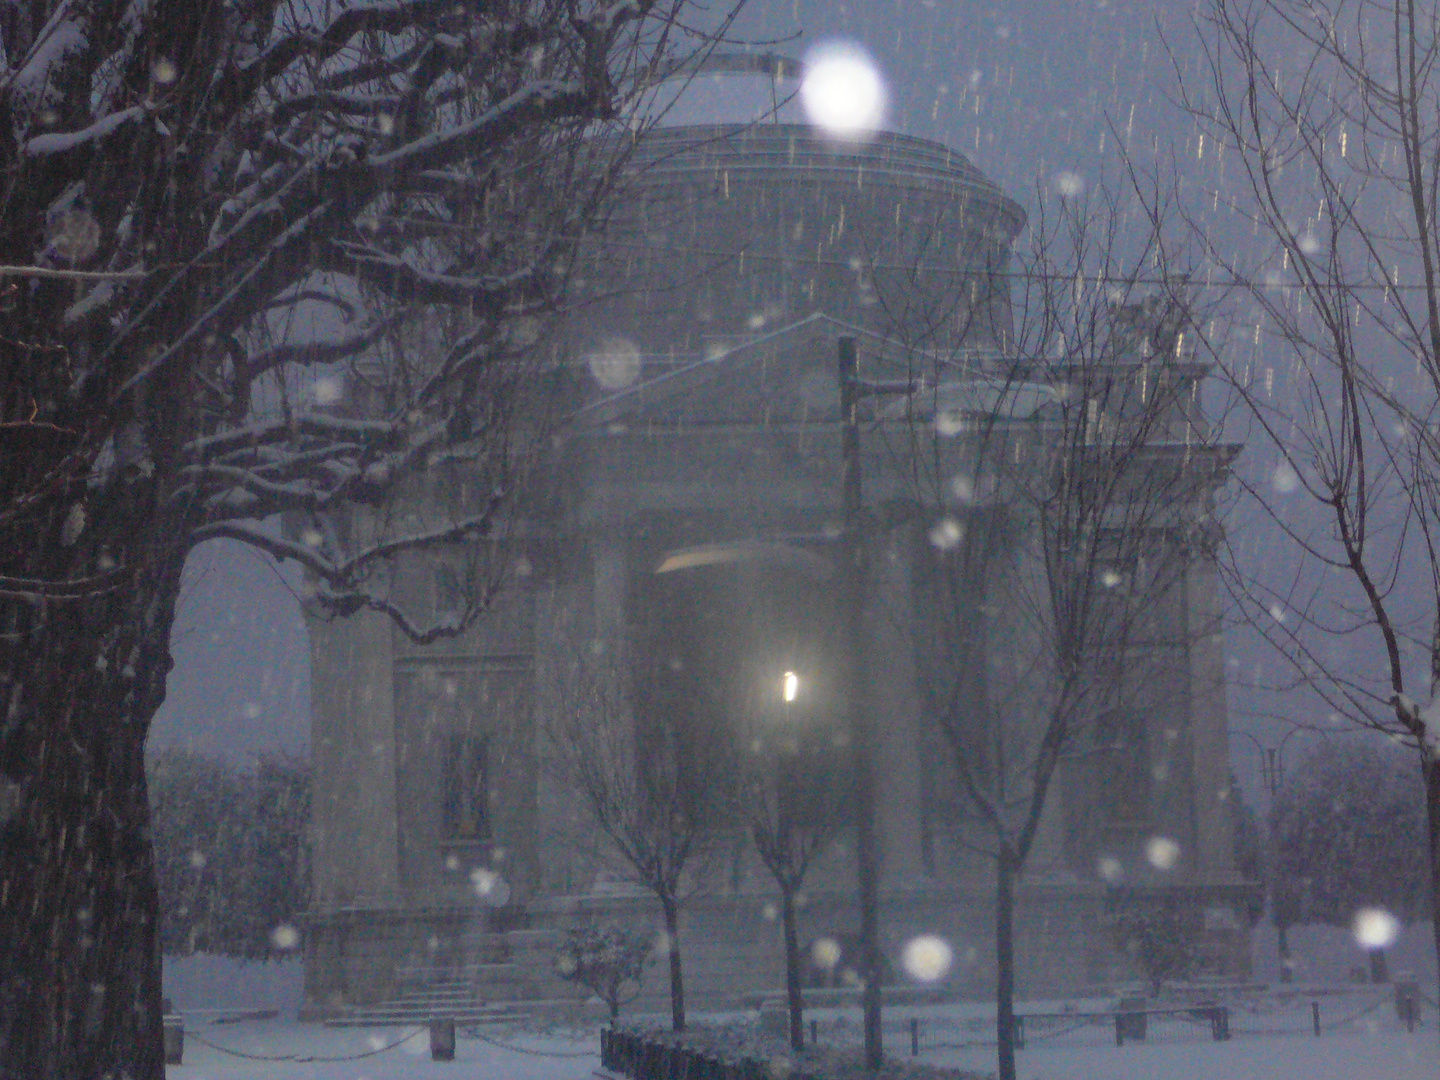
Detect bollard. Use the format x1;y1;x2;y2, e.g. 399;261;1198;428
910;1016;919;1056
1015;1014;1026;1050
1311;1001;1321;1037
810;1019;818;1046
1116;996;1147;1044
1395;977;1420;1032
162;1014;184;1065
429;1017;456;1061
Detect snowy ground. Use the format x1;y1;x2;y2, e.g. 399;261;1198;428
165;1002;1439;1080
162;953;1440;1079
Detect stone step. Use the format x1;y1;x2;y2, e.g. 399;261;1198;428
325;1008;516;1027
396;964;528;993
391;996;486;1013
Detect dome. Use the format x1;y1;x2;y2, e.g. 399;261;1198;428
572;64;1026;372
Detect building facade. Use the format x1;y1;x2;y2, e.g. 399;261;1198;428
301;114;1252;1019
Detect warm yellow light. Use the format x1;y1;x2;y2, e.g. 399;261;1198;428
782;671;799;703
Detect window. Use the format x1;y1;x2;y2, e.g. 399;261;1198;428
441;734;490;841
1093;708;1150;825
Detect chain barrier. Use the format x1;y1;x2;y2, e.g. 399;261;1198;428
185;1027;425;1062
1020;1017;1104;1043
1321;997;1388;1033
459;1025;600;1058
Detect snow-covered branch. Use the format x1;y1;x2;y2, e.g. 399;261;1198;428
23;104;146;157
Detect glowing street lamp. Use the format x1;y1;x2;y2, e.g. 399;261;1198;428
782;671;800;704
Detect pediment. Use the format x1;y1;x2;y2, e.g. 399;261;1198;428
572;313;967;430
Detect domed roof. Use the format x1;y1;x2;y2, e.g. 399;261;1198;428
625;123;1021;229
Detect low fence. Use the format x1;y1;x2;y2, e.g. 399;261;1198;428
1016;1006;1230;1047
791;1007;1228;1055
786;986;1433;1057
600;1029;821;1080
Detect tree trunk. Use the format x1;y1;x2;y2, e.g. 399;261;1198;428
995;846;1018;1080
660;894;685;1031
1426;755;1440;1051
781;885;804;1051
0;562;182;1079
1276;922;1293;983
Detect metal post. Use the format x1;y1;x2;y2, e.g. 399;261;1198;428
1311;1000;1321;1037
430;1017;456;1061
910;1017;919;1056
838;334;883;1070
162;1014;184;1065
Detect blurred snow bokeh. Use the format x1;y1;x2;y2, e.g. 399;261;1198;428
800;41;887;140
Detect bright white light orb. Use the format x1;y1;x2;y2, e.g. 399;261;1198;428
470;868;512;907
1146;835;1181;872
1097;856;1124;884
928;517;964;551
313;375;343;405
1272;463;1299;493
782;671;799;703
586;335;642;390
800;42;887;140
269;923;300;950
1353;907;1400;949
1053;171;1086;198
935;409;969;437
811;937;842;972
902;935;953;983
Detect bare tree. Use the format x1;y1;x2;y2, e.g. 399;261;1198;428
1163;0;1440;1028
1269;738;1428;984
875;183;1230;1080
546;647;732;1032
734;677;849;1052
0;1;731;1074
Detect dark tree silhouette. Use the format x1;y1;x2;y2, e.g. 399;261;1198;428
877;182;1230;1080
1163;0;1440;1028
1270;739;1428;984
148;749;309;960
546;649;733;1032
0;2;728;1073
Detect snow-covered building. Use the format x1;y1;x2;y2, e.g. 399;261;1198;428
300;65;1252;1020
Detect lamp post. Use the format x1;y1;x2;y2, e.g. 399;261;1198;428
1232;728;1302;799
1231;727;1304;982
651;336;906;1067
837;334;915;1070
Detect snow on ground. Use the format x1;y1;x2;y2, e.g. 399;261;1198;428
166;1005;1439;1080
167;1019;600;1080
162;958;1440;1079
931;1029;1437;1080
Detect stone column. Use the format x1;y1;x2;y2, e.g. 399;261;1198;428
867;528;925;887
308;608;400;907
1187;553;1235;880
